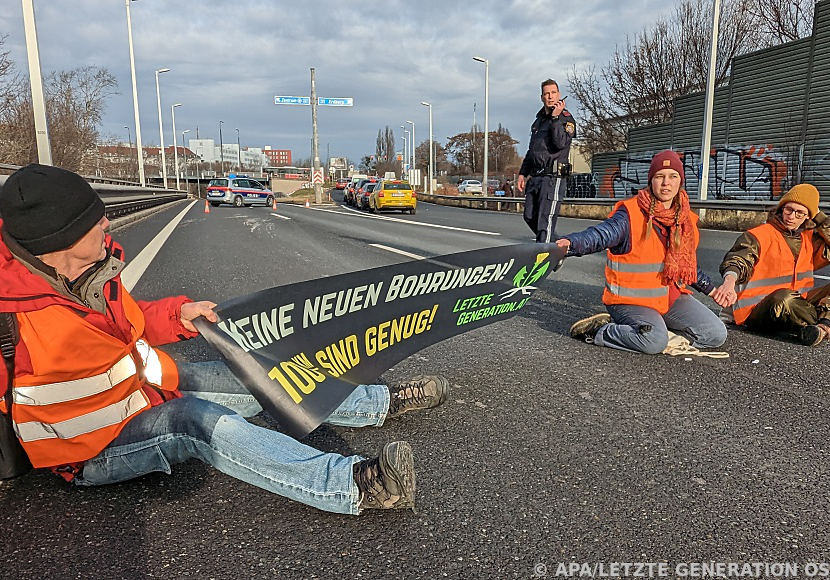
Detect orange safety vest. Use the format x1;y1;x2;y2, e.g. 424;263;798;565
732;223;816;325
9;292;179;468
602;197;699;315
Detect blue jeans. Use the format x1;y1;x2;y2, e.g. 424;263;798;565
74;361;391;515
594;295;727;355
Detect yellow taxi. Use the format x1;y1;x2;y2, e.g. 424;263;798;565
368;180;417;214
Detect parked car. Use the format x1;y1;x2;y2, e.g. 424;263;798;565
344;174;368;206
335;178;348;190
369;180;416;214
206;177;275;207
357;181;378;210
457;179;483;194
349;177;379;207
486;179;500;195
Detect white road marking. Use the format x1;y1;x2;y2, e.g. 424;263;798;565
121;200;197;292
369;244;426;260
270;213;291;220
816;275;830;280
300;204;501;236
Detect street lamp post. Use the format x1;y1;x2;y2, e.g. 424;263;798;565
219;120;224;176
403;129;410;180
124;125;133;178
154;67;170;188
171;103;181;189
21;0;52;165
473;56;489;196
421;102;433;195
406;120;415;183
236;128;241;172
181;129;190;195
125;0;146;186
698;0;722;201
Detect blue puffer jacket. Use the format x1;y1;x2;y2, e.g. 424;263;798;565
563;205;716;295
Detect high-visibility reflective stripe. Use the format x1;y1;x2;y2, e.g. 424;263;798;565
734;294;769;311
736;275;794;292
606;259;665;273
135;339;163;385
15;390;148;442
605;283;668;298
736;271;814;294
13;354;137;407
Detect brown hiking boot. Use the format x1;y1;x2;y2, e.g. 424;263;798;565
569;313;612;342
354;441;416;510
799;323;830;346
387;375;449;419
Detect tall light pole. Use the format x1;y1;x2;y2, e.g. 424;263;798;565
236;128;241;172
171;103;181;189
406;120;415;182
400;136;407;177
698;0;722;201
124;125;133;178
125;0;145;186
21;0;52;165
403;129;410;180
421;101;433;195
219;120;224;176
181;129;190;195
473;56;489;196
154;67;170;187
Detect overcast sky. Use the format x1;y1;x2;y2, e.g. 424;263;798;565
2;0;673;166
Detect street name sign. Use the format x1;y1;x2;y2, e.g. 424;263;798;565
274;96;311;105
317;97;353;107
274;96;353;106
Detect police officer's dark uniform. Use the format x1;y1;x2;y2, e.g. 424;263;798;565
519;107;576;242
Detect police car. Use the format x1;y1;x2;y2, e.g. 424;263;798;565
206;175;275;207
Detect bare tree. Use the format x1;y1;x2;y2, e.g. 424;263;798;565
374;126;398;175
568;0;762;158
0;57;117;172
46;67;118;172
747;0;815;44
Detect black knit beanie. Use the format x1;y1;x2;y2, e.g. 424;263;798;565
0;164;105;255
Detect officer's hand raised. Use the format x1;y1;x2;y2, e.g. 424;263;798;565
552;98;566;117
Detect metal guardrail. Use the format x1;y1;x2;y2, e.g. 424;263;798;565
0;164;187;219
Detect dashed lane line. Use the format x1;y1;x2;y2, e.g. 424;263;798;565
369;244;426;260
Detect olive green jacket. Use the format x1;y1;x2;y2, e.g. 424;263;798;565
719;210;830;284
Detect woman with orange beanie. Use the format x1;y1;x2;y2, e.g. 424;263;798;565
713;183;830;346
556;149;728;355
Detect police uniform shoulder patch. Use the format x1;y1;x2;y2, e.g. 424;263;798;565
564;122;576;136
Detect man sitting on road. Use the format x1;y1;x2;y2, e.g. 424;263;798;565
556;150;728;355
0;163;449;514
712;184;830;346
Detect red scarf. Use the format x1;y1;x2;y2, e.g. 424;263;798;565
636;188;697;286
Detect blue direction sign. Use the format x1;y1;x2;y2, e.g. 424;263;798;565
274;96;311;105
317;97;353;107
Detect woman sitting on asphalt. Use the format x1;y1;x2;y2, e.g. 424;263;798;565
711;183;830;346
555;149;729;355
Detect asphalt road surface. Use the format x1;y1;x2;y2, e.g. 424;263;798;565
2;192;829;579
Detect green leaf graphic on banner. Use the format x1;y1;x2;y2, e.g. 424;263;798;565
513;252;550;287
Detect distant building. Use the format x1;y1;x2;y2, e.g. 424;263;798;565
263;146;292;166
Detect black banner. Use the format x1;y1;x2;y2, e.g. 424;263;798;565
194;243;565;438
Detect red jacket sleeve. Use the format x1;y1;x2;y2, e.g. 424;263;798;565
136;295;199;346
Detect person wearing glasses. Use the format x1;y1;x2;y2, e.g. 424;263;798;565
712;184;830;346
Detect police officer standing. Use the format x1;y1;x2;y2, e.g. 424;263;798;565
516;79;576;243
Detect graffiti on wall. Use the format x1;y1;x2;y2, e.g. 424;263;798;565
598;144;791;200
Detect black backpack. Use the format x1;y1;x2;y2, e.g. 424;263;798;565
0;312;32;479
